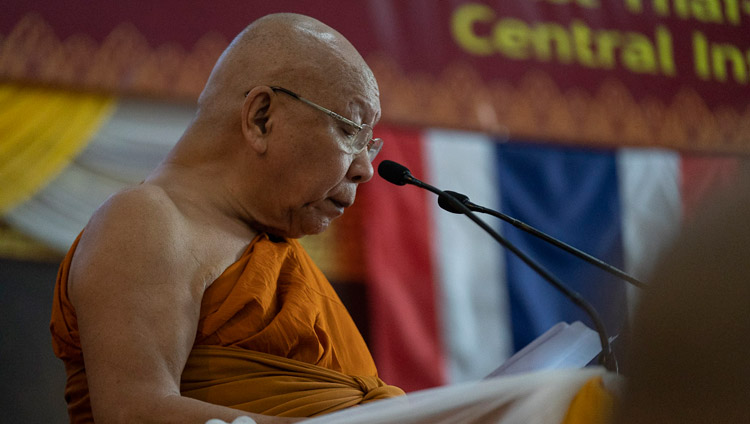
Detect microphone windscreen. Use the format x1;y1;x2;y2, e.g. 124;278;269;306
438;190;470;214
378;160;410;186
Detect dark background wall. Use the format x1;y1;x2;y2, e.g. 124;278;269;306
0;258;68;421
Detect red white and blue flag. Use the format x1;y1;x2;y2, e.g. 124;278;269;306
360;125;738;392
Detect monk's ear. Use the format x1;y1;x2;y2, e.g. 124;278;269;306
241;86;275;154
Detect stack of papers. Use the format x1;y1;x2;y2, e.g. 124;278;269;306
485;321;602;378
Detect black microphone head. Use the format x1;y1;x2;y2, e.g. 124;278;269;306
438;190;470;214
378;160;411;186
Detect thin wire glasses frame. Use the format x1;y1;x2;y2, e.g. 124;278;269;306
247;86;382;162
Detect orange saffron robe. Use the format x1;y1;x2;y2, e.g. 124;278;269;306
562;376;616;424
50;233;404;422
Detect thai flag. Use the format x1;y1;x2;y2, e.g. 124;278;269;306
360;125;739;392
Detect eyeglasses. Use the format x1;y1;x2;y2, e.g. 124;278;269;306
268;86;383;162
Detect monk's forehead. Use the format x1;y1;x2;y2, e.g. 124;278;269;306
298;62;378;107
275;53;379;122
244;16;376;95
206;14;379;123
285;42;372;95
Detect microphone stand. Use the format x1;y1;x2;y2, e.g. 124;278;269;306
379;161;618;372
439;191;645;289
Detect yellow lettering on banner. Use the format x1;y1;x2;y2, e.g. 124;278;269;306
624;0;644;13
693;30;749;83
577;0;601;7
494;19;532;59
692;0;726;23
450;3;677;77
531;22;574;63
657;26;677;75
451;3;495;55
625;0;742;24
622;33;659;74
540;0;601;7
594;31;622;69
571;20;598;67
694;31;712;79
712;43;748;82
723;0;741;25
672;0;692;18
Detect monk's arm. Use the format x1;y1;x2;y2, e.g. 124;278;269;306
69;192;302;424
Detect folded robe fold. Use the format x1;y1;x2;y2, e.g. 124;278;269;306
181;345;403;417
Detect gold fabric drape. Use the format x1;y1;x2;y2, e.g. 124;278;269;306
0;84;114;214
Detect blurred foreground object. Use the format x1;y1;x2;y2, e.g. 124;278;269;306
617;165;750;424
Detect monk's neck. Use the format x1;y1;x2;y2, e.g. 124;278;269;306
145;163;257;238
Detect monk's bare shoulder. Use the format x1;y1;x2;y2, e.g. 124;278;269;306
66;184;219;420
68;184;199;304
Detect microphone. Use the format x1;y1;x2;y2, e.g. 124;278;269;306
438;190;645;289
378;160;480;218
378;159;432;189
377;160;411;185
377;159;618;372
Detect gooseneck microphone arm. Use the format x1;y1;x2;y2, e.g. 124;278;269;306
438;190;645;289
377;160;617;372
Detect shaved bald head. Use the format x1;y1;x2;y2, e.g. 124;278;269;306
195;13;378;132
157;13;380;238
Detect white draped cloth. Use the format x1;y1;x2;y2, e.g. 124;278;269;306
207;367;618;424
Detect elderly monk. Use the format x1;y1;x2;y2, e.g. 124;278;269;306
50;13;403;424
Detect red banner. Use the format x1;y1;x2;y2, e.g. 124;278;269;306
2;0;749;152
